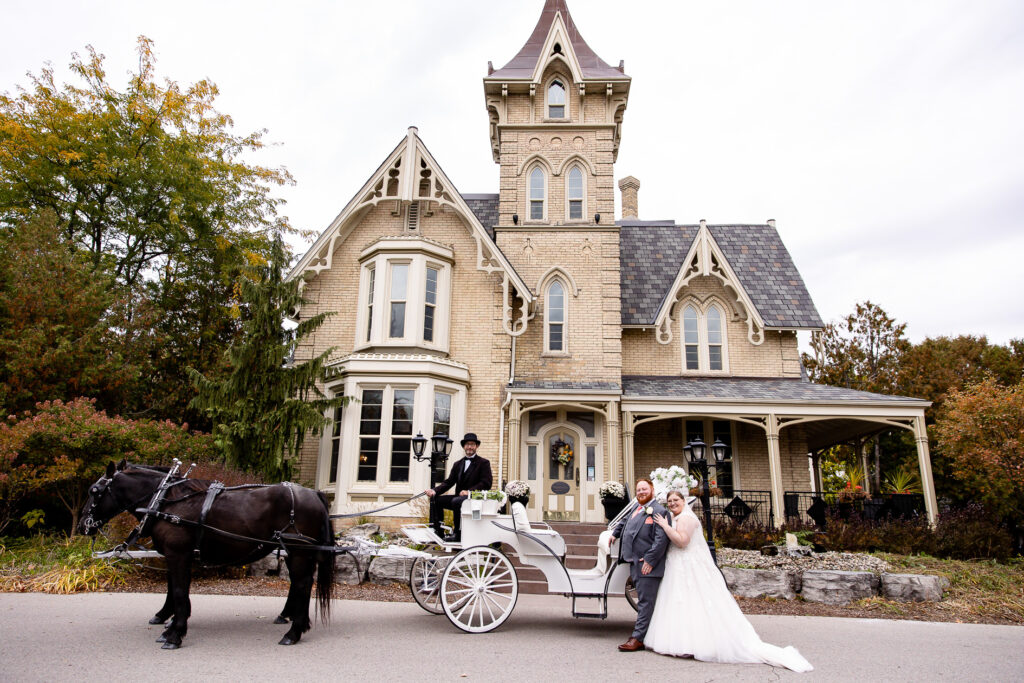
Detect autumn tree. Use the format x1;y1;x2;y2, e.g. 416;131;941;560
189;238;345;483
0;213;135;414
935;378;1024;550
0;37;303;423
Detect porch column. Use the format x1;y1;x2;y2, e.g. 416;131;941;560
913;412;938;525
765;414;785;528
605;400;620;483
507;399;522;483
621;410;635;487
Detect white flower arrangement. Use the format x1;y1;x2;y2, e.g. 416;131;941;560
599;481;627;500
504;480;530;498
649;466;698;502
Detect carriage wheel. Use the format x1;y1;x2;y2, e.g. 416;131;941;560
625;576;639;612
410;555;451;615
440;545;518;633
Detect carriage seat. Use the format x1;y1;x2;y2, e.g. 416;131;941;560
510;502;565;555
577;529;616;576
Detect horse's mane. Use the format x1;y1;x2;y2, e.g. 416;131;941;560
122;463;212;494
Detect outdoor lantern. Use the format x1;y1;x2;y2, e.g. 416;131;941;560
683;443;693;463
412;432;428;462
711;438;728;463
432;433;453;459
687;438;707;464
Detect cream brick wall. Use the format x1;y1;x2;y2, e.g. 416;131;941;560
622;275;802;378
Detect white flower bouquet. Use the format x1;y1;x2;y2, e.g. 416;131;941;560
504;480;530;498
649;465;697;502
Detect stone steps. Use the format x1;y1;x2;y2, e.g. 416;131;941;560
506;521;608;594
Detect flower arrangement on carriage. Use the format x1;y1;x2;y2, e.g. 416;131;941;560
552;439;574;465
504;480;531;506
599;480;627;501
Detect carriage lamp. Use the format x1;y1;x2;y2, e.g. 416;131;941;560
412;432;429;462
684;438;718;564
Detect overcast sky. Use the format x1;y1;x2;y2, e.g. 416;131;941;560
4;0;1022;345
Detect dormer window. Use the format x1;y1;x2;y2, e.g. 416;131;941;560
681;301;729;372
529;166;546;220
566;166;584;220
358;238;453;352
548;80;566;118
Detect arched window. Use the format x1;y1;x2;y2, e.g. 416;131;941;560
529;167;546;220
545;280;566;352
681;302;728;372
548;80;566;118
566;166;584;220
683;305;700;370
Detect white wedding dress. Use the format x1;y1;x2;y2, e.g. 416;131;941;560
644;504;813;672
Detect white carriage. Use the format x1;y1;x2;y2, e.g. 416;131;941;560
402;497;638;633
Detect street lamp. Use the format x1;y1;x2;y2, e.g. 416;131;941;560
414;431;454;535
686;437;729;564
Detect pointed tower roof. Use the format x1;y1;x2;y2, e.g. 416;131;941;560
488;0;626;81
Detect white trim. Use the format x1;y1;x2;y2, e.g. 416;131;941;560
679;298;730;374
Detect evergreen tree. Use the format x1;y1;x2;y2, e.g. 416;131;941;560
189;237;344;482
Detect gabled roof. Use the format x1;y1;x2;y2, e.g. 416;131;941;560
287;129;532;309
488;0;626;81
619;221;823;330
462;193;499;241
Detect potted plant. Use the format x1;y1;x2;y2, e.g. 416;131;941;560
884;466;922;518
504;480;530;508
469;489;506;515
599;481;628;521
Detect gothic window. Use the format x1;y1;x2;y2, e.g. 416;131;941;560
566;166;584;220
548;80;566;118
681;301;729;373
529;166;546;220
545;279;566;353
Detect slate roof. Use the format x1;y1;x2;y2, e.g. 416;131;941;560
511;380;621;392
618;222;823;329
462;194;499;241
622;376;927;404
489;0;626;81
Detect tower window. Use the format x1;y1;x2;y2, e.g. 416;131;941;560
529;167;546;220
548;80;566;118
567;166;584;220
546;280;566;352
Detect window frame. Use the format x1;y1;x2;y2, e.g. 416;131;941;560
679;300;730;373
565;165;585;222
353;383;418;487
528;165;547;222
543;278;569;356
547;78;567;120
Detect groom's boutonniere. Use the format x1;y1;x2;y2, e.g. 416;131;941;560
644;506;653;515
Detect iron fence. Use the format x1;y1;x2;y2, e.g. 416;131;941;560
692;489;774;528
784;491;926;527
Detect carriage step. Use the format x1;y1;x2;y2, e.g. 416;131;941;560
571;595;608;620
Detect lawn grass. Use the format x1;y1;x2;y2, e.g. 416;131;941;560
0;535;136;593
875;552;1024;623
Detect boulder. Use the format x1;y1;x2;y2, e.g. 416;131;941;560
249;552;287;579
801;570;878;604
781;545;814;558
369;556;417;585
759;544;779;556
721;567;799;599
335;553;368;585
338;523;380;540
880;573;949;602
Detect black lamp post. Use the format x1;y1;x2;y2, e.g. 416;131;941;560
685;437;730;564
413;431;454;493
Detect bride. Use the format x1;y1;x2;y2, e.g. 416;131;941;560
643;489;813;672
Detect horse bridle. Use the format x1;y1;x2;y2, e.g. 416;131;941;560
81;474;117;534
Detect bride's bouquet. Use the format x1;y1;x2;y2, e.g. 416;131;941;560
649;466;697;503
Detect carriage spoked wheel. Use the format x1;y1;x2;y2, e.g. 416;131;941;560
440;545;518;633
409;554;452;615
624;576;639;612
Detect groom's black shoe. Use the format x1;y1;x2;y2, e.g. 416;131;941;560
618;637;645;652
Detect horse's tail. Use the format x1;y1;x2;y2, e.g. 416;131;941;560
315;490;335;625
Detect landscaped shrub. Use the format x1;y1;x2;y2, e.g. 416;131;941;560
712;518;782;550
933;504;1014;562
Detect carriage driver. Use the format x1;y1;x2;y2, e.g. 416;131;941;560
424;433;493;542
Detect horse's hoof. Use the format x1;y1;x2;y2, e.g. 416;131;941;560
273;616;289;624
155;634;166;643
149;616;168;625
161;642;180;650
278;636;296;646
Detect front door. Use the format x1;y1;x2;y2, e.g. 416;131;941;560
544;430;579;521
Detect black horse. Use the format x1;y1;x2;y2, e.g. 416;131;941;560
79;460;335;649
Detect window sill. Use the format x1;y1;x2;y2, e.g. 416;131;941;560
542;117;571;123
541;351;571;358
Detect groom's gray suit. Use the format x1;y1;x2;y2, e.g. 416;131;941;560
613;499;671;642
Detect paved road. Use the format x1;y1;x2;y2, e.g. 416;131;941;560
1;592;1022;682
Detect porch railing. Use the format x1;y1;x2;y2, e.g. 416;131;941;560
784;491;926;527
691;489;774;528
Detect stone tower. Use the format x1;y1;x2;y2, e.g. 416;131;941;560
483;0;631;385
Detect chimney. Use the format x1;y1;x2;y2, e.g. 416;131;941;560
618;176;640;219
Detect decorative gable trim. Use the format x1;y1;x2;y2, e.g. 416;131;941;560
531;12;585;85
654;221;766;346
286;127;533;336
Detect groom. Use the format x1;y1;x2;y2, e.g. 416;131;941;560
612;477;670;652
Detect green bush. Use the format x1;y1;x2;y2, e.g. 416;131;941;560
712;518;782;550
